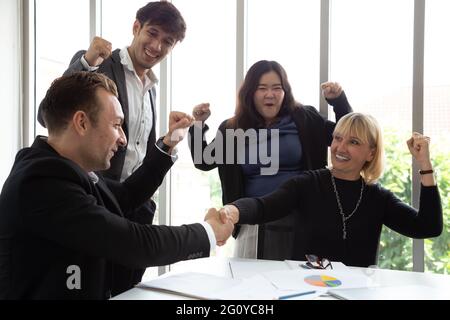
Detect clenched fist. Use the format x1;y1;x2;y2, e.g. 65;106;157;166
321;82;343;100
84;37;113;67
192;103;211;122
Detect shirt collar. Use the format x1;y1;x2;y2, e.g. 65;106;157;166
87;172;99;184
119;47;159;85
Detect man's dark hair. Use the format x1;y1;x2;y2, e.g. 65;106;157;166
39;72;118;133
136;1;186;42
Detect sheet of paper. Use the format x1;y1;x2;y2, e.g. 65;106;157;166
210;274;324;300
138;271;324;300
229;259;290;280
138;272;242;300
217;274;280;300
263;269;378;292
328;284;450;300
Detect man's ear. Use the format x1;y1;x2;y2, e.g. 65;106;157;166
132;20;142;36
72;111;90;136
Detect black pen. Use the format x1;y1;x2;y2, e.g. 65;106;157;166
228;261;234;279
278;290;317;300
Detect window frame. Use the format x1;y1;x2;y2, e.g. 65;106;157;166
23;0;433;273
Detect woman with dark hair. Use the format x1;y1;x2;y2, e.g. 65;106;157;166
188;60;352;260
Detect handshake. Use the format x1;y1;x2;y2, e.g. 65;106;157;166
204;205;240;246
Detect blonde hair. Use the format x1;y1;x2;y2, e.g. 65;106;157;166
333;113;384;185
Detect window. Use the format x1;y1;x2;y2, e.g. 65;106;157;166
330;0;414;271
247;0;320;108
0;0;21;186
26;0;448;275
35;0;90;136
102;0;149;49
424;0;450;274
170;0;237;268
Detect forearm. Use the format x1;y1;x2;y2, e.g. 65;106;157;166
231;198;264;225
417;185;443;237
233;177;301;226
324;91;353;145
326;91;353;119
418;160;436;186
232;194;295;225
384;185;443;238
63;50;88;76
188;124;219;171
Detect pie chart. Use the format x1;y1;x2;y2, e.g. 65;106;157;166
304;275;342;287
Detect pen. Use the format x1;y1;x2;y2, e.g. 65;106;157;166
228;261;234;279
278;290;317;300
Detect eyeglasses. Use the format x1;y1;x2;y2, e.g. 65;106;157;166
300;254;333;270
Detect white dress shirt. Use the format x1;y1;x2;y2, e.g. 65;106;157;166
119;47;157;182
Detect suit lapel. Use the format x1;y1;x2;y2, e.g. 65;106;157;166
110;49;129;134
149;86;157;145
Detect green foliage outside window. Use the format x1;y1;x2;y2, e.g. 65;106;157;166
377;129;413;271
378;129;449;274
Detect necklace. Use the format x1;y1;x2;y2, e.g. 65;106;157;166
330;170;365;240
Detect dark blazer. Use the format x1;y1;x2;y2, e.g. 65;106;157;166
188;93;352;260
0;137;210;299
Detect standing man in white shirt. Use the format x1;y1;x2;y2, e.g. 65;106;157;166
37;1;189;295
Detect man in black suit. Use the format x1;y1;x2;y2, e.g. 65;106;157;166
0;72;233;299
37;1;191;294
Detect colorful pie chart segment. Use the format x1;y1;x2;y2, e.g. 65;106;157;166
304;275;342;287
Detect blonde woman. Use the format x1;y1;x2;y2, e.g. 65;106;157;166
214;113;442;267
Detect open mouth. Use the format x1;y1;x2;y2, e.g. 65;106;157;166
144;47;158;59
335;154;350;161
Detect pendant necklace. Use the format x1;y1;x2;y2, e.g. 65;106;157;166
330;169;365;240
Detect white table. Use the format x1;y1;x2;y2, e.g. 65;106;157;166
112;257;450;300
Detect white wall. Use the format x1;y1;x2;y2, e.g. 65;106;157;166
0;0;21;187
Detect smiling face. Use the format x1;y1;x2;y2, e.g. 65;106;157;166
330;132;376;180
253;71;285;126
330;113;385;182
128;22;177;76
82;88;127;171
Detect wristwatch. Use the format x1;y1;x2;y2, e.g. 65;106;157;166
156;136;171;153
419;169;434;175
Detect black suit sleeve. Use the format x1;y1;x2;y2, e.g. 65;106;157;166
20;158;210;269
105;144;174;214
63;50;89;76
